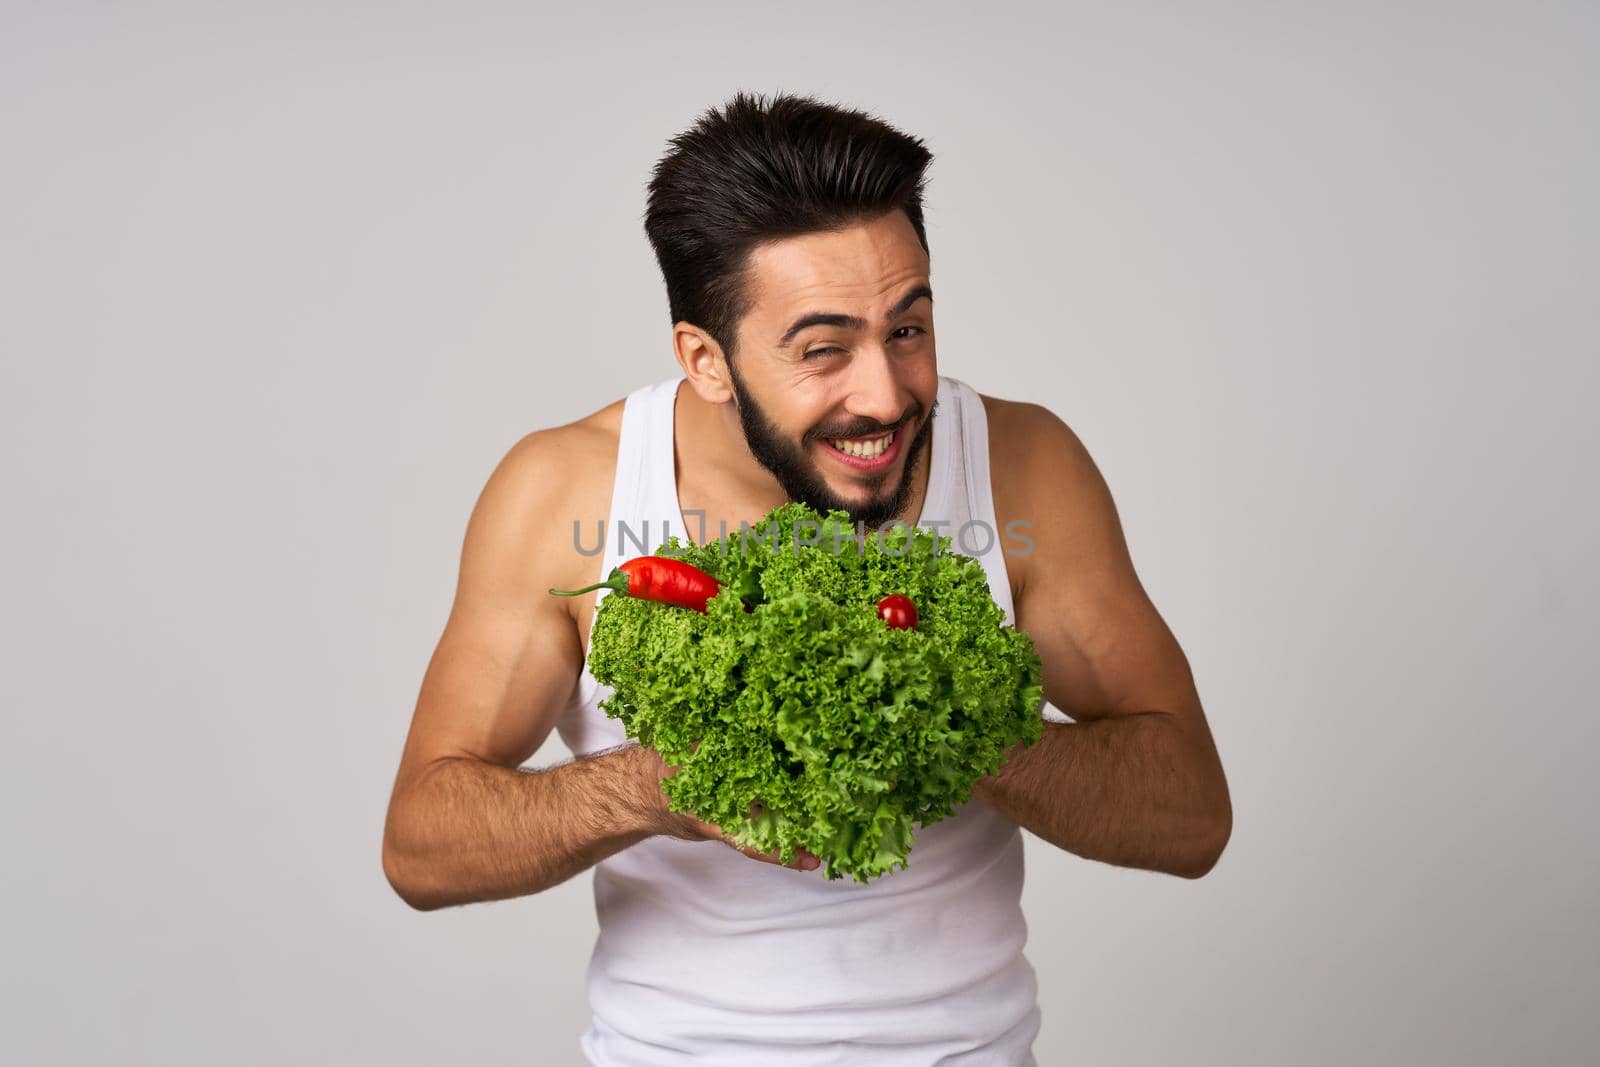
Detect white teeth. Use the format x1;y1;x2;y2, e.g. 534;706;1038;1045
829;430;894;458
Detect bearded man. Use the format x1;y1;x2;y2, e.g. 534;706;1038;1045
382;91;1231;1066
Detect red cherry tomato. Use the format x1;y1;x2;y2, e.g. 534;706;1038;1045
876;594;918;630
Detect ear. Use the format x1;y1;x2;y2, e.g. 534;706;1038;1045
673;322;735;404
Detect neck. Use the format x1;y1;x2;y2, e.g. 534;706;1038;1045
679;382;791;513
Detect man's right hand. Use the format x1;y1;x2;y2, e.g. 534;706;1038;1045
640;746;822;872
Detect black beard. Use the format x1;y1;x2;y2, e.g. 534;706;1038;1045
725;359;937;529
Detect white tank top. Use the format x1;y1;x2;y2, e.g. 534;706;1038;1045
555;374;1042;1066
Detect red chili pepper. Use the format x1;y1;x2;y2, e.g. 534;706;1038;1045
550;556;724;614
876;594;918;630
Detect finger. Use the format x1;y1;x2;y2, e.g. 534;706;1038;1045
786;848;822;871
727;838;820;871
735;843;784;865
745;842;821;871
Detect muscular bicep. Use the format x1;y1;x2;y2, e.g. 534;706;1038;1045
405;590;581;772
1008;408;1204;727
391;434;586;794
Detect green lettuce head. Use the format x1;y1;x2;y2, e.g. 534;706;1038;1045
587;502;1045;883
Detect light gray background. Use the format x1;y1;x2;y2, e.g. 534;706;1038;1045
3;3;1596;1064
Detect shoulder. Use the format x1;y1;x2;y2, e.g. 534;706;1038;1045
482;398;622;518
464;396;627;615
976;393;1120;595
979;393;1092;475
501;397;623;485
979;393;1102;518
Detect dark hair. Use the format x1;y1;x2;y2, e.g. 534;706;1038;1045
644;91;934;360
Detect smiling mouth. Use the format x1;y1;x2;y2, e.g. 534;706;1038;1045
814;423;908;474
825;429;896;459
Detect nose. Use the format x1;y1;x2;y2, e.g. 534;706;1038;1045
842;348;910;429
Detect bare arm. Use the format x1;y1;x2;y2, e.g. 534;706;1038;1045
382;430;812;912
386;744;670;910
381;429;659;910
973;403;1232;878
972;716;1227;878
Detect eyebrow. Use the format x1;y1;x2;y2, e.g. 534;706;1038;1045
776;283;934;349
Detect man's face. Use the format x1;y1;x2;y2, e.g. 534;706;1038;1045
723;209;939;529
